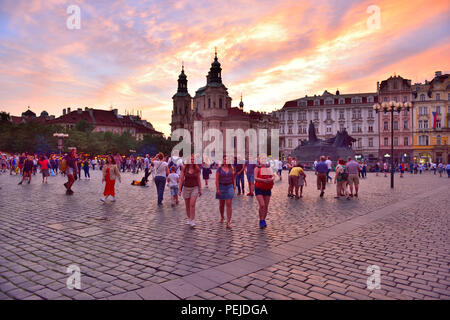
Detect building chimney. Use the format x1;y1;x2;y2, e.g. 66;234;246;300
63;108;66;115
435;71;442;77
67;107;71;113
77;108;82;114
113;109;118;116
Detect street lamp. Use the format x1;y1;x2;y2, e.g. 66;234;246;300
53;133;69;155
373;101;411;188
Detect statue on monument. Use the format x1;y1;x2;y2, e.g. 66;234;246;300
301;121;355;147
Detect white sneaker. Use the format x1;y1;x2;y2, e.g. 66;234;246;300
186;219;191;225
190;220;196;227
100;196;106;202
110;197;116;202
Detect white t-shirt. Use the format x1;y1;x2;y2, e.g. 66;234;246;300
167;173;179;187
153;160;168;177
325;159;332;170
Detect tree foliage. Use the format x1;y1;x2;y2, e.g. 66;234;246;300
0;118;172;156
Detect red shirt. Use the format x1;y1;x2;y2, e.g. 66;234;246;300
39;159;49;170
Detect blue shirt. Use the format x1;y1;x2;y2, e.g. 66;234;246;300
315;161;328;174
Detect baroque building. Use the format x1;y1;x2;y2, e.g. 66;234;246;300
170;51;279;156
411;71;449;164
377;75;414;163
273;90;379;161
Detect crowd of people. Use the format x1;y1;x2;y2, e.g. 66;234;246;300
2;149;450;230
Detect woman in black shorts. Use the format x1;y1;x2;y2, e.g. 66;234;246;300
254;154;274;229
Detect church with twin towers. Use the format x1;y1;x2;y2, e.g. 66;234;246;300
170;50;279;156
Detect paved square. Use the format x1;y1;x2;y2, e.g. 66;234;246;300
0;169;449;300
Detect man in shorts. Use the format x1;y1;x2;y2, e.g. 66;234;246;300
315;156;328;197
245;155;257;196
346;157;360;197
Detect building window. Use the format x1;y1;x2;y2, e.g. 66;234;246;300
404;121;408;129
300;111;306;120
208;98;211;108
326;110;331;120
437;135;441;145
436;120;441;128
368;138;373;147
436;106;441;114
352;97;362;103
314;111;319;120
339;99;345;104
384;97;388;102
424;120;428;129
393;121;398;130
339;124;345;131
288;126;292;134
393;137;398;146
420;94;425;101
314;100;319;106
288;113;293;121
288;139;292;148
219;98;222;108
424;106;428;114
368;109;373;118
418;120;423;129
404;137;408;146
384;137;388;146
368;125;373;132
339;110;345;119
419;135;429;146
436;93;440;100
325;99;333;105
384;121;388;131
367;96;374;103
357;138;362;148
403;96;408;102
404;109;408;116
326;126;332;133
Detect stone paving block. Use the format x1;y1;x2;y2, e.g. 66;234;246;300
196;269;235;285
161;278;202;299
136;284;179;300
108;291;142;300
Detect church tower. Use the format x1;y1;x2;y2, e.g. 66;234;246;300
171;63;192;133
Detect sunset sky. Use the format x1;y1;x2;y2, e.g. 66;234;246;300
0;0;449;136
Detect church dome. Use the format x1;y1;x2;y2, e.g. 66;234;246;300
40;110;49;117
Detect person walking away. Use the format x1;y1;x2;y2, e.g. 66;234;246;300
234;157;245;195
77;158;82;180
384;162;389;177
346;157;360;197
201;162;212;187
83;158;90;179
245;155;257;196
18;154;33;185
39;155;50;183
315;156;328;197
167;166;180;207
101;155;121;202
438;162;444;177
325;156;332;183
419;163;423;174
152;152;169;206
400;163;405;178
179;155;201;227
362;161;367;178
446;163;450;178
254;154;274;229
216;156;235;230
334;159;349;199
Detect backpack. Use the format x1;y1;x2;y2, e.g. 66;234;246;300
340;165;349;181
59;158;67;173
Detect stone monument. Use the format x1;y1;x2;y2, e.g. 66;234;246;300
291;121;356;163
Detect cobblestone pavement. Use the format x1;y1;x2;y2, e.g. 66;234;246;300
0;169;449;300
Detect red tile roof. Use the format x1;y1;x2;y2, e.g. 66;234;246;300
282;100;297;109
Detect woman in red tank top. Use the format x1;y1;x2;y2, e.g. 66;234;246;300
254;154;274;229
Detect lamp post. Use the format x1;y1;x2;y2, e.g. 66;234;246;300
373;101;411;188
53;133;69;155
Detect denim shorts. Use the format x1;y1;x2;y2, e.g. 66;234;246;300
170;186;178;196
247;173;255;183
255;187;271;196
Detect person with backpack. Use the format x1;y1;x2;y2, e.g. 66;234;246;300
315;156;328;198
62;149;78;195
254;154;275;229
346;157;359;198
152;152;170;206
18;154;33;185
334;158;350;199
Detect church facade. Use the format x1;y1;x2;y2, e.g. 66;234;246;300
170;52;279;157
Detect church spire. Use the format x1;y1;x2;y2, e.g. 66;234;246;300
177;62;188;93
207;48;222;85
239;93;244;109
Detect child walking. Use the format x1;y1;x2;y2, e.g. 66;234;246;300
288;164;307;199
101;155;121;202
167;166;180;207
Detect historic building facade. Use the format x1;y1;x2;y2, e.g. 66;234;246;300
273;90;379;161
411;72;449;164
377;75;414;164
170;52;279;156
